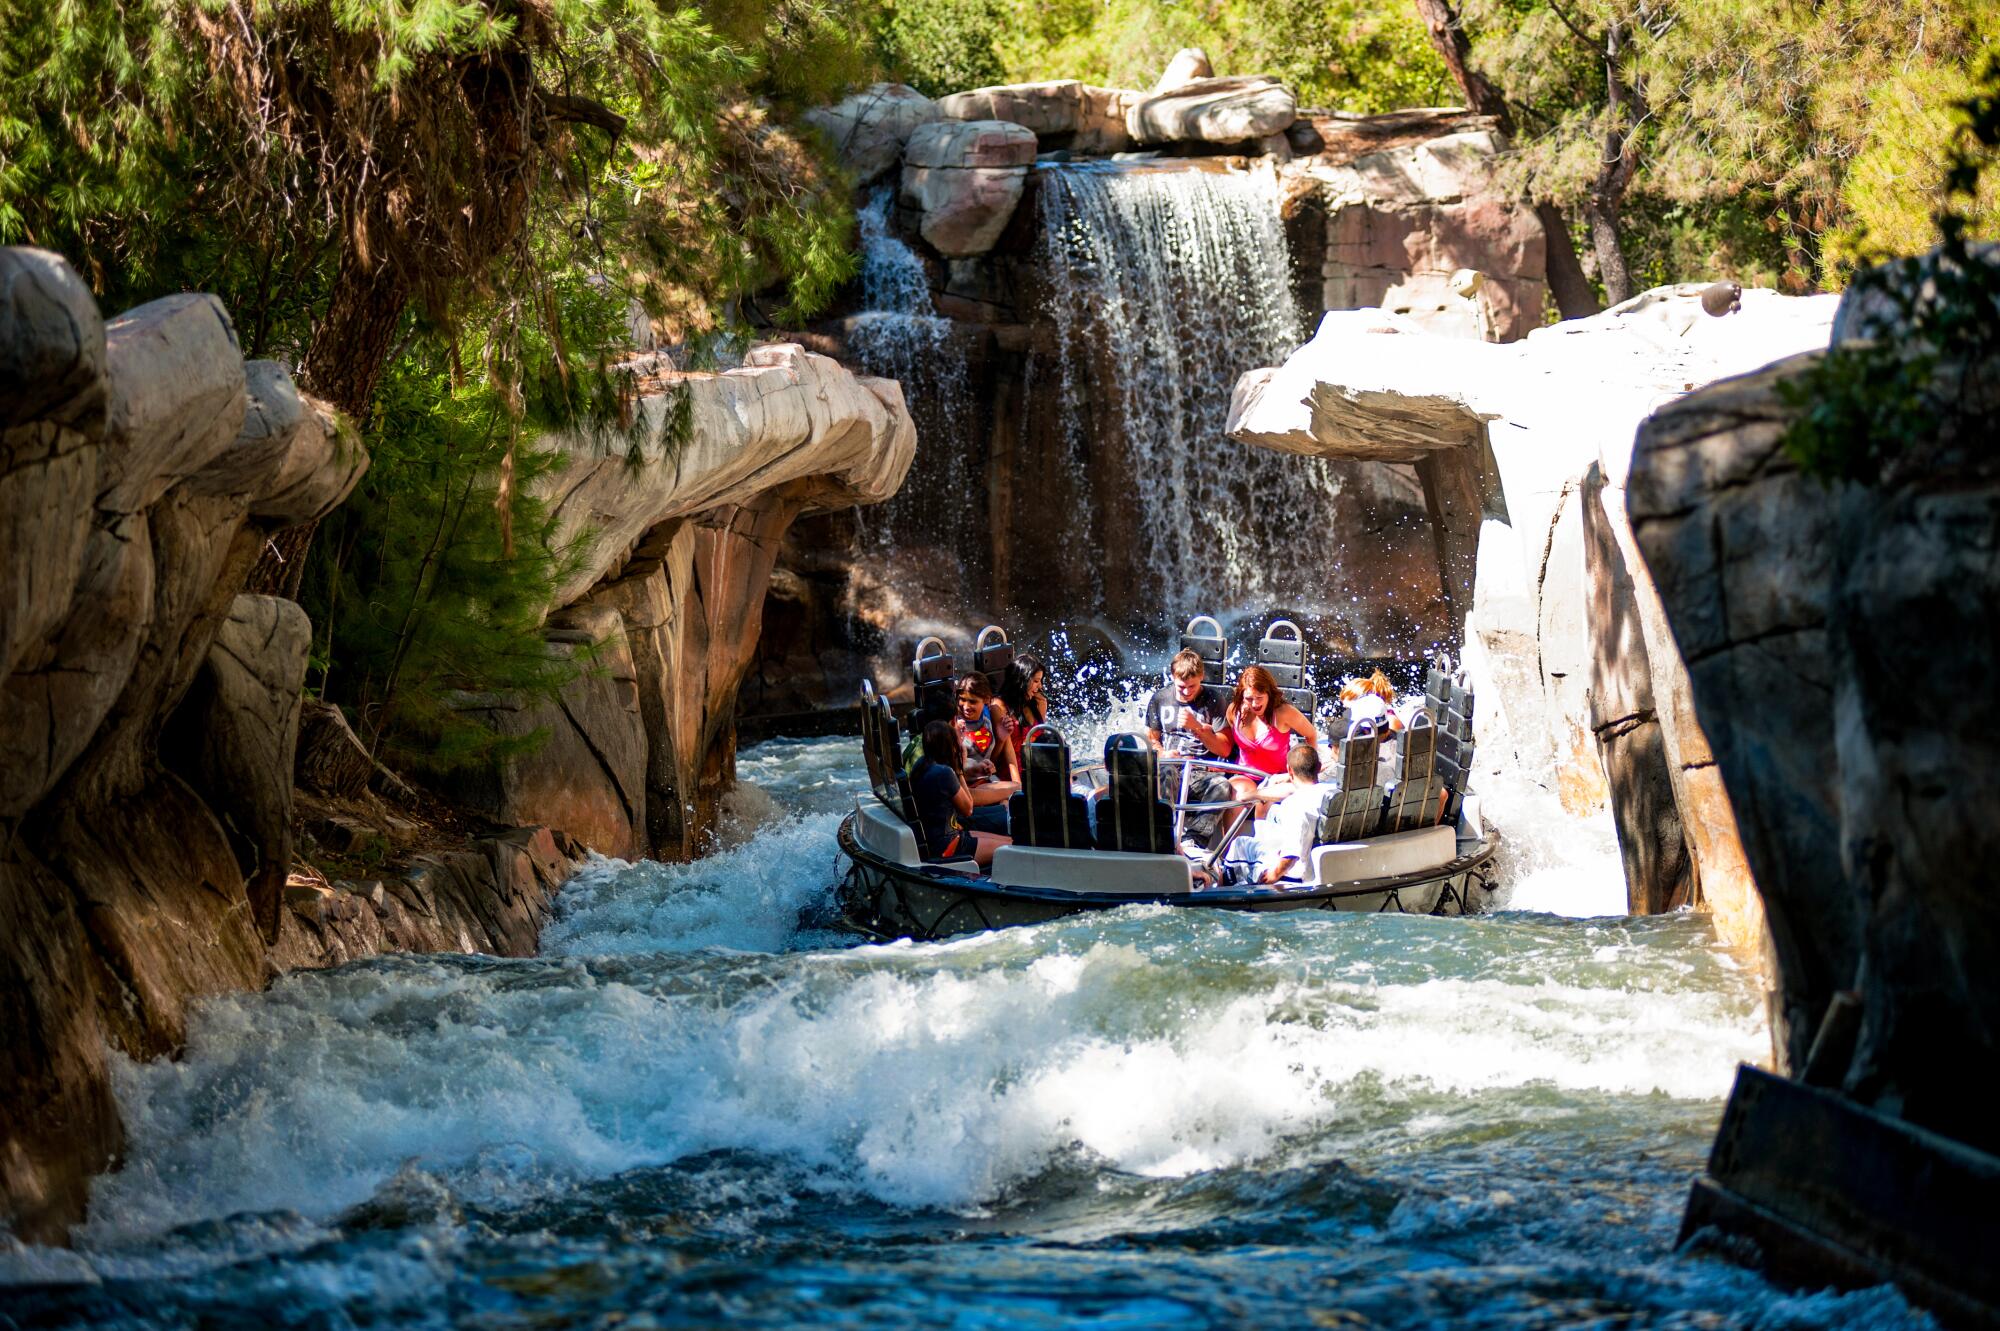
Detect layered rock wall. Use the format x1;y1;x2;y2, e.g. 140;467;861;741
438;346;915;858
1;248;376;1239
1629;335;2000;1125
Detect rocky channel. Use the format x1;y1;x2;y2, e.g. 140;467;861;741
0;250;913;1240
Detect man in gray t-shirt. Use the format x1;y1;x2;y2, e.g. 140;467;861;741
1144;648;1237;846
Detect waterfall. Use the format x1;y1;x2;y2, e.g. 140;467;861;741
844;192;978;578
1036;163;1349;623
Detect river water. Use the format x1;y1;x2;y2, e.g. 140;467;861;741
1;735;1933;1329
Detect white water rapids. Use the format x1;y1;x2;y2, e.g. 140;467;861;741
0;732;1935;1331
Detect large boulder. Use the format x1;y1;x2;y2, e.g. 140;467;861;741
898;119;1038;256
1127;75;1297;147
805;82;940;186
936;81;1138;155
1311;128;1548;342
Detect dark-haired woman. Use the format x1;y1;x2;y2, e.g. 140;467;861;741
995;652;1050;735
910;720;1010;868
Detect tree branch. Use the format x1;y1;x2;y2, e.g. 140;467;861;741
539;91;626;138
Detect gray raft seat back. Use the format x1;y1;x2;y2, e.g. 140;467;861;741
1096;733;1176;854
974;625;1013;694
872;695;903;800
1381;707;1443;832
1179;615;1228;685
1255;617;1316;714
1008;724;1094;849
1424;652;1455;720
1319;718;1385;842
913;634;956;722
1435;671;1476;823
859;681;888;796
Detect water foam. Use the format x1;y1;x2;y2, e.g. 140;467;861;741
81;900;1763;1241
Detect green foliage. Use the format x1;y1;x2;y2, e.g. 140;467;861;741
875;0;1448;113
302;273;629;769
0;0;875;767
876;0;1008;98
1780;60;2000;485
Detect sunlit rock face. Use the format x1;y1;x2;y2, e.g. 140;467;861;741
1227;285;1838;943
0;247;369;1241
806;82;940;187
1630;275;2000;1142
437;345;917;860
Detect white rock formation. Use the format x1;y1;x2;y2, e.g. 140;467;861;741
1127;75;1297;147
1152;48;1215;92
899;119;1039;256
1228;285;1840;940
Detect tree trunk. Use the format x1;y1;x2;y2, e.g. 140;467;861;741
1410;0;1601;319
1534;201;1603;319
1583;195;1635;305
244;258;411;595
1587;21;1645;307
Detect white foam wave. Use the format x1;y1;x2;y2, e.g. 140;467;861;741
82;918;1764;1239
540;810;843;957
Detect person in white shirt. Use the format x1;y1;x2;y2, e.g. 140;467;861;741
1225;744;1329;885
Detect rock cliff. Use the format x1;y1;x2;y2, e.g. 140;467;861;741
0;247;378;1240
1629;319;2000;1124
1226;287;1836;942
437;345;915;860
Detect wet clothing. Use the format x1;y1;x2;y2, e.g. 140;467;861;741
1230;717;1291;776
909;758;966;860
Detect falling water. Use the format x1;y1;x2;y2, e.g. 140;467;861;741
1036;162;1354;621
844;192;979;577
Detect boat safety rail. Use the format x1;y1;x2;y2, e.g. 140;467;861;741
1158;753;1268;832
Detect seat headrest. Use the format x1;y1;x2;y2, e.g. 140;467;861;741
974;625;1013;690
1178;614;1226;684
913;634;955;685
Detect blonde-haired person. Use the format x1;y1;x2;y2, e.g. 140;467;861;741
1338;669;1405;783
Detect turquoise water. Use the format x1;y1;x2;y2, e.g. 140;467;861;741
0;737;1932;1330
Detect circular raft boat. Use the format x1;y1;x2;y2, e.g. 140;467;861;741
836;624;1498;943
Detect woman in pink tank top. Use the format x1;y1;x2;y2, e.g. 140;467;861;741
1224;665;1320;811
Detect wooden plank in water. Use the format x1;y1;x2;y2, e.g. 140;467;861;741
1680;1065;2000;1330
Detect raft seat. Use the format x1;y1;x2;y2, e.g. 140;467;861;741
1381;708;1442;832
854;796;921;866
913;634;956;725
1307;824;1458;886
974;624;1013;694
1255;618;1316;715
1008;725;1094;849
990;845;1193;895
1095;734;1176;854
1318;718;1386;842
1179;614;1227;685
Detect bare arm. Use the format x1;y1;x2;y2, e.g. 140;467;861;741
1277;703;1318;746
950;775;974;818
